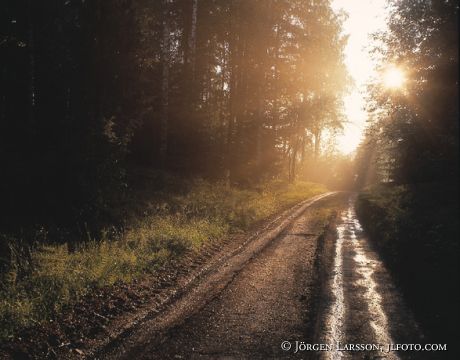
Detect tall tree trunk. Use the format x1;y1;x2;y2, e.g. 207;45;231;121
255;93;263;169
28;0;36;128
0;65;6;125
160;0;170;169
255;3;269;171
234;26;247;147
218;43;228;173
299;132;306;165
313;129;321;161
272;21;280;137
188;0;198;81
291;147;297;183
225;0;239;187
288;133;300;183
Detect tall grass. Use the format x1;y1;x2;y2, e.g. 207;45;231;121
0;179;327;340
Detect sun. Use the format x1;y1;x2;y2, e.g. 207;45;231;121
382;66;406;89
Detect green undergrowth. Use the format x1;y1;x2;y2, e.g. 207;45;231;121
0;178;327;340
356;182;459;345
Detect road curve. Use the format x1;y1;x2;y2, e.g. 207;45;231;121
96;192;339;359
96;194;427;360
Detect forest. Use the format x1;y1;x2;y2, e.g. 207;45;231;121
0;0;458;358
1;0;349;232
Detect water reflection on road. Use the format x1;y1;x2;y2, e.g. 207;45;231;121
322;198;400;360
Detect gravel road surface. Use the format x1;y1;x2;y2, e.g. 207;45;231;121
97;194;429;360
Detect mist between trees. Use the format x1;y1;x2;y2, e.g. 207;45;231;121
0;0;459;351
1;0;350;237
1;0;458;275
0;1;351;333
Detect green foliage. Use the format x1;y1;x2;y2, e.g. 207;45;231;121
356;183;459;344
0;179;326;340
357;0;459;186
354;2;459;344
356;184;411;258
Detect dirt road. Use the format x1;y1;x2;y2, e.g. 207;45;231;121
96;194;427;360
317;197;426;360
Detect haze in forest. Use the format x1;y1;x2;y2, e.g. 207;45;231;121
332;0;388;155
0;1;459;357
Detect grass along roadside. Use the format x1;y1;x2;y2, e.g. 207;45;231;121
0;179;327;341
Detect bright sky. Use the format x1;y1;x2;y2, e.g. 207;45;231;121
331;0;389;154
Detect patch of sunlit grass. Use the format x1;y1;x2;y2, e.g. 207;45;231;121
0;178;327;340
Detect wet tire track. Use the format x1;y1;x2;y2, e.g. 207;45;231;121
97;193;340;360
97;195;430;360
320;197;426;360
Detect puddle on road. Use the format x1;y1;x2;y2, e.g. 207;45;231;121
324;217;345;360
323;198;399;360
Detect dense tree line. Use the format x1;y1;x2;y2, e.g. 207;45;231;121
0;0;347;233
355;0;459;347
356;0;458;186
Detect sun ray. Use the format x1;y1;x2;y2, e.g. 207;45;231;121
382;66;406;89
332;0;389;154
